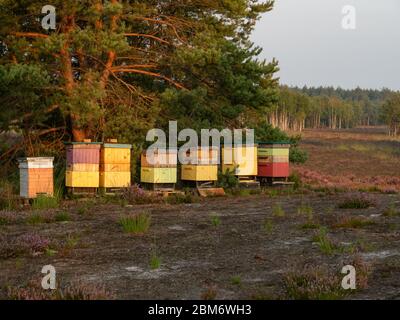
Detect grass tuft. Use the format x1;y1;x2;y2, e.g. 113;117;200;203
118;212;151;234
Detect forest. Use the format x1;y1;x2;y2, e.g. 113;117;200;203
270;86;400;134
0;0;399;175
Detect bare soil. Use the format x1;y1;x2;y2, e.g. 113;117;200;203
1;191;400;300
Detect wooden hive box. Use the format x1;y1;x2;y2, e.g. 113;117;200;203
257;142;290;178
100;143;132;188
18;157;54;199
221;146;258;177
181;165;218;182
141;167;177;184
141;149;177;168
183;147;219;165
65;142;102;188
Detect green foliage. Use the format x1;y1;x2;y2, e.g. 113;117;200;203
31;195;59;210
290;147;309;164
150;253;161;270
210;214;221;227
118;212;151;234
55;211;70;222
218;169;239;189
272;204;285;217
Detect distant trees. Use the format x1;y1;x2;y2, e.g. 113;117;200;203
268;86;398;134
381;93;400;136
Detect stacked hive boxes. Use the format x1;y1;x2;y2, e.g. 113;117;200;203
141;149;177;187
18;157;54;199
257;142;290;178
221;145;258;178
65;142;101;190
181;147;219;183
100;142;132;188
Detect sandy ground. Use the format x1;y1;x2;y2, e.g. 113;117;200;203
1;191;399;300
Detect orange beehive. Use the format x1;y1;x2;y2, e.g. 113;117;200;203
18;157;54;199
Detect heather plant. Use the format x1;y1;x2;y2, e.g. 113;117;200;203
1;233;50;259
0;211;16;225
121;185;162;205
338;194;376;209
7;280;114;300
283;267;348;300
210;214;221;227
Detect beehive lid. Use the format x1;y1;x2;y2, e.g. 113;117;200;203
257;141;291;147
64;142;102;145
103;143;132;149
18;157;54;169
17;157;54;163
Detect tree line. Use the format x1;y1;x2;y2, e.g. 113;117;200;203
269;86;400;135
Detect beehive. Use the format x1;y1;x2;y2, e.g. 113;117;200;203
221;146;258;177
141;167;177;184
18;157;54;199
141;149;177;185
100;143;132;188
257;143;290;178
181;147;219;182
65;142;101;188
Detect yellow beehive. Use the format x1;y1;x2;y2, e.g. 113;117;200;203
66;171;100;188
100;143;132;188
100;172;131;188
181;165;218;181
222;146;258;176
141;167;177;184
101;144;131;164
65;142;101;189
184;147;219;165
258;148;289;157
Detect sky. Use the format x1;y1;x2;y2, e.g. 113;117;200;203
252;0;400;90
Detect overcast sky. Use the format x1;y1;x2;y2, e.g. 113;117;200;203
252;0;400;90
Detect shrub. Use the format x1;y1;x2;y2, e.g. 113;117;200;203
290;147;308;164
121;184;162;205
338;194;376;209
7;280;114;300
217;168;239;189
118;212;151;234
166;193;198;205
283;267;347;300
0;233;50;259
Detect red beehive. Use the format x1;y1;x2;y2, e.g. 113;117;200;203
257;142;290;179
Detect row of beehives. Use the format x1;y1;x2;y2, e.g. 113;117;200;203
17;142;290;198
